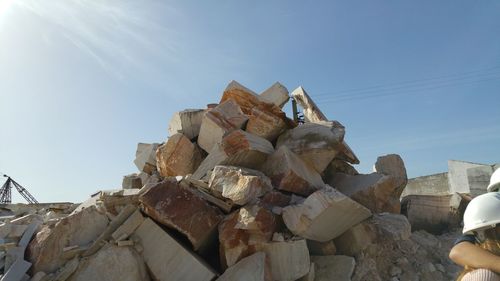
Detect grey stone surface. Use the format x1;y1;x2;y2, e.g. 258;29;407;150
401;172;450;197
311;255;355;281
168;109;205;140
259;82;289;108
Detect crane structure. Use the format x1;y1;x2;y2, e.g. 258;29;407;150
0;175;38;204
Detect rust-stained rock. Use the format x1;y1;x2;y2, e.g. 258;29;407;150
27;206;109;274
282;185;372;242
259;191;292;209
219;80;262;115
198;99;248;153
208;166;273;205
139;180;223;251
276;121;345;173
156;133;203;177
262;146;324;196
246;106;289;142
259;82;289;109
329;172;402;213
192;130;274;180
219;206;277;269
168;109;205;140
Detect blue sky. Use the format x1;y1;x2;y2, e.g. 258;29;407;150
1;0;499;203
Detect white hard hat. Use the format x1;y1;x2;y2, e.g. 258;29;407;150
487;168;500;192
463;192;500;234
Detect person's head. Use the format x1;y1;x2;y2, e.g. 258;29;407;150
487;168;500;192
463;192;500;240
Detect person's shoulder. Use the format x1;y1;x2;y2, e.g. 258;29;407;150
454;234;476;245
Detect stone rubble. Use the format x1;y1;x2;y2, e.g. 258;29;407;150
0;80;470;280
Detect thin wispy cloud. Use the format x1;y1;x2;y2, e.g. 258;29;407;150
12;0;182;78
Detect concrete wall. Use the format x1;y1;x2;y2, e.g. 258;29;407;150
401;172;449;197
448;160;487;194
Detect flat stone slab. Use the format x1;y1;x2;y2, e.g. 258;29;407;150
259;82;289;109
282;185;372;242
259;239;310;281
217;252;271;281
133;218;217;281
168;109;205;140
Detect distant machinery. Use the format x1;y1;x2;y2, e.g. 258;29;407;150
0;174;38;204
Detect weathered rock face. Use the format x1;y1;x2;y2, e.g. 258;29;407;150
262;146;324;196
208;166;273;205
139;180;223;251
28;206;109;274
122;173;143;189
168;109;206;140
216;252;272;281
156;133;203;177
328;172;402;213
259;82;289;109
246;105;288;142
68;245;150;281
192;130;274;180
134;143;160;174
311;255;355;281
198;99;249;153
259;239;310;281
219;80;263;115
282;185;372;242
290;86;327;123
276;121;345;173
306;240;337;256
133;218;217;281
219;206;277;269
373;154;408;193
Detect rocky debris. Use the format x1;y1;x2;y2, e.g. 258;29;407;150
276;121;345;173
262;146;324;196
311;255;355;281
198;100;248;153
139;180;223;252
259;82;289;109
9;80;468;280
156;133;203;177
133;143;160;174
329;172;404;213
216;252;271;281
168;109;205;140
133;218;217;281
121;173;142;189
208;166;273;205
282;186;372;242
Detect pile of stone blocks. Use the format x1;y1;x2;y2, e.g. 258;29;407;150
8;80;435;280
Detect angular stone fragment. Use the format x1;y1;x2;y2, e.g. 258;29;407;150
122;173;142;189
246;106;288;142
181;178;235;213
28;206;109;274
262;146;324;196
276;121;345;173
198;100;248;152
219;80;262;115
192;130;274;180
311;255;355;281
329;172;402;213
111;209;144;241
334;213;411;256
259;239;310;281
298;263;315;281
336;141;360;164
219;206;277;268
168;109;205;140
259;82;290;108
290;86;328;122
217;252;271;281
134;143;160;174
209;166;273;205
156;133;203;177
139;180;223;251
373;154;408;192
307;240;337;256
68;245;149;281
1;259;31;281
282;185;372;242
133;218;216;281
259;191;292;209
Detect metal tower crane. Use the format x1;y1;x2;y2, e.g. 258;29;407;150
0;174;39;204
